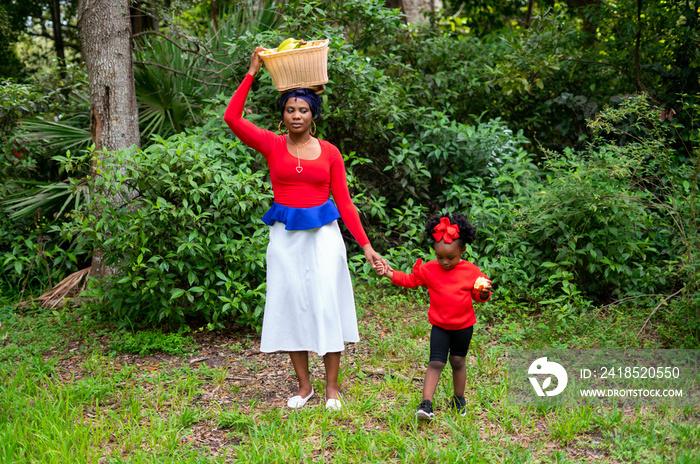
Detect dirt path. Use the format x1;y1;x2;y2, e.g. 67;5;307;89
47;322;391;457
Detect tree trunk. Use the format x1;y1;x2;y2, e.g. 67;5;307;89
524;0;534;28
385;0;442;23
51;0;66;69
211;0;219;32
77;0;140;278
130;1;158;37
634;0;643;91
385;0;406;16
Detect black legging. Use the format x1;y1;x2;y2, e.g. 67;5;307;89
429;325;474;363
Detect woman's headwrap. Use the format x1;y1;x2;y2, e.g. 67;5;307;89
279;88;322;118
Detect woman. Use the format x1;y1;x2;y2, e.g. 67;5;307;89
224;47;385;411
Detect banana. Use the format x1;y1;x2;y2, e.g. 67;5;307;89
277;38;299;52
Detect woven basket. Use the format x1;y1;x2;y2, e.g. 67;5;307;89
259;39;329;93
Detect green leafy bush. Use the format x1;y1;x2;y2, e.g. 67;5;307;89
0;81;53;193
1;72;92;297
379;93;693;320
0;211;84;298
480;94;694;308
63;129;273;330
521;146;667;301
588;94;699;285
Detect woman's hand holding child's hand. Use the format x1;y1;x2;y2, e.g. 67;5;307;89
375;261;394;279
363;244;390;277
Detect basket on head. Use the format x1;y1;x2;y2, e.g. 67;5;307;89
259;39;329;93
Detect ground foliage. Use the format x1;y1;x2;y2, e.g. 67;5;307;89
0;292;697;463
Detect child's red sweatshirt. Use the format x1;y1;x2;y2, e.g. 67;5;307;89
392;259;490;330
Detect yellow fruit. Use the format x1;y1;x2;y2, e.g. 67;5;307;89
277;38;299;52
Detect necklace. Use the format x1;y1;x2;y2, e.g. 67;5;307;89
288;135;313;174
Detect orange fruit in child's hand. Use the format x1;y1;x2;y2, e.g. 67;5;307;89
474;277;490;291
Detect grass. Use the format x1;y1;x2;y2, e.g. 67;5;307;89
0;288;698;463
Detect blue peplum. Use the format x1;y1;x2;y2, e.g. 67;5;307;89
262;199;341;230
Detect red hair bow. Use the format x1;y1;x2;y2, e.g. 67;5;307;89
432;217;460;244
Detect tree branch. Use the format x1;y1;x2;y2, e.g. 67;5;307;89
132;30;232;69
559;58;629;74
635;288;686;339
27;30;56;41
132;60;229;87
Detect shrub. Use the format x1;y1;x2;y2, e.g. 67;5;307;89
588;94;700;287
380;93;693;316
0;209;84;298
1;72;91;297
62;129;273;330
518;146;668;302
498;94;695;306
0;81;52;187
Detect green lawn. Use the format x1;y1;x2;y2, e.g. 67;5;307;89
0;288;697;463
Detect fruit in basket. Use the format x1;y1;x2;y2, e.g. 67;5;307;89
474;276;490;291
275;38;313;52
277;38;299;51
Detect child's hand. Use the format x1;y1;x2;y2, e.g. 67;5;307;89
474;276;492;292
375;261;394;279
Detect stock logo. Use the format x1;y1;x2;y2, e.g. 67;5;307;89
528;357;568;397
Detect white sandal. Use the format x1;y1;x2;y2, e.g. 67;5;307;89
287;388;314;409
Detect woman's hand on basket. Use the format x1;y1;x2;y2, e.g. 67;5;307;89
247;46;265;77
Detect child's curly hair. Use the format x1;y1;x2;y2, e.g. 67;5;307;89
425;212;476;248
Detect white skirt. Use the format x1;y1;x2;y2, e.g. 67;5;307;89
260;220;359;355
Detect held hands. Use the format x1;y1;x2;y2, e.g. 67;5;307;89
363;245;391;278
375;260;394;279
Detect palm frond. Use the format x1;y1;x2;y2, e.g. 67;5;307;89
134;37;212;141
1;179;90;220
131;0;284;142
21;119;92;151
20;267;91;309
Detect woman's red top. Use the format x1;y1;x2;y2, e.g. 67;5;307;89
224;73;370;247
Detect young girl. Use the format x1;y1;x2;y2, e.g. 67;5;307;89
378;213;492;420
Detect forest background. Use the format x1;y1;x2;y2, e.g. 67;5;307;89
0;0;699;462
1;0;698;344
0;1;700;338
